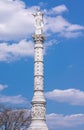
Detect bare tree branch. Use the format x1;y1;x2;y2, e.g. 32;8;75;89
0;105;31;130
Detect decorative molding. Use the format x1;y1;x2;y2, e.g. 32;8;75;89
31;104;46;120
32;34;45;42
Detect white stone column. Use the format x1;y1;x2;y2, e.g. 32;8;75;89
28;34;49;130
28;10;49;130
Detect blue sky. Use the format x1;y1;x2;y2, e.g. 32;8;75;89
0;0;84;130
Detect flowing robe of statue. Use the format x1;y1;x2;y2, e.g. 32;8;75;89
33;11;44;35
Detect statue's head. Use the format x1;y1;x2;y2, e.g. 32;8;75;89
36;8;42;16
36;8;40;12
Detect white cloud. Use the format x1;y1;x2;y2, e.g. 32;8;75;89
45;89;84;105
0;84;8;91
0;1;83;61
0;83;29;105
0;0;35;41
0;94;28;105
0;38;59;62
0;0;83;41
52;5;68;14
45;15;84;38
0;39;34;62
47;113;84;129
44;39;60;54
47;4;68;14
44;5;68;15
45;39;59;48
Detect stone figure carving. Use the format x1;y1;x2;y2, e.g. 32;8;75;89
31;104;46;119
33;9;44;35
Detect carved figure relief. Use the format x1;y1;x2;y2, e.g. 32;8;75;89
31;104;46;119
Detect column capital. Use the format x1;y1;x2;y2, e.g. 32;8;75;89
32;34;45;42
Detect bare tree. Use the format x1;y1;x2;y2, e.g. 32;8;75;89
0;106;31;130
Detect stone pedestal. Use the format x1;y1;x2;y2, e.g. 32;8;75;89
28;34;49;130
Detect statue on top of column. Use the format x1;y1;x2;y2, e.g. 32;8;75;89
33;8;44;35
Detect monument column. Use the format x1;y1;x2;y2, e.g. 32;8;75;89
28;9;49;130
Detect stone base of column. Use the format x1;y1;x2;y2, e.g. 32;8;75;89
28;120;49;130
